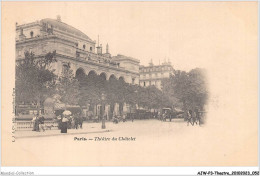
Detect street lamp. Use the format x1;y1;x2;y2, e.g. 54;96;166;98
101;93;106;129
134;89;139;110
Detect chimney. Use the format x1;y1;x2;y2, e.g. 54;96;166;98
19;27;26;40
149;59;153;66
96;44;102;55
106;43;109;53
57;15;61;22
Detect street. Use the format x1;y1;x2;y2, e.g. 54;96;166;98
15;118;202;140
14;119;206;166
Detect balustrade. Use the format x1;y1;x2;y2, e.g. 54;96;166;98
15;121;59;131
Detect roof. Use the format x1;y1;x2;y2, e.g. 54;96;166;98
140;64;172;69
112;54;140;63
41;18;93;42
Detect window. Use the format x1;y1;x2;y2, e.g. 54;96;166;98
30;31;34;38
18;50;22;56
76;43;78;47
76;51;80;57
62;64;69;74
90;47;92;52
144;82;146;87
83;44;86;49
132;78;135;84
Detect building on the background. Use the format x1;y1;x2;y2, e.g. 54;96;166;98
15;16;140;119
139;59;174;90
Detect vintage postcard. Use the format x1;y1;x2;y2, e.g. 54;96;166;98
1;1;258;169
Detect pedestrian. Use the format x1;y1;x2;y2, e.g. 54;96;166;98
61;116;69;133
158;111;161;121
35;115;40;132
31;115;37;131
78;114;83;129
122;114;126;122
162;113;166;121
113;115;119;124
195;108;201;126
187;110;193;126
71;116;75;129
131;113;134;122
57;115;62;129
39;115;45;132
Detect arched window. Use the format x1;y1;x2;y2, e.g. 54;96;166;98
30;31;34;38
132;78;135;85
90;47;92;52
62;64;69;74
83;44;86;49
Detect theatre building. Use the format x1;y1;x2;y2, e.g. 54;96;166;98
15;16;140;119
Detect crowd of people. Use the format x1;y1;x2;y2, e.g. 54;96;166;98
30;108;202;134
31;112;84;133
57;113;84;133
186;109;202;126
31;115;45;132
156;108;202;126
112;114;127;124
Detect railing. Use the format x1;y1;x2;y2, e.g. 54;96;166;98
15;121;59;131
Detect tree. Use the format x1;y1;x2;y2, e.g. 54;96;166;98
162;68;208;111
15;51;57;113
56;65;80;108
187;68;208;110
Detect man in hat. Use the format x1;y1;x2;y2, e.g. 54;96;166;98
39;115;45;132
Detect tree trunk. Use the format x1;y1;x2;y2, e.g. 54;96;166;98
37;98;41;115
119;102;123;116
110;103;115;119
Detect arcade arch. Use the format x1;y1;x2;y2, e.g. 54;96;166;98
109;74;117;81
99;72;107;81
119;76;125;83
75;68;86;79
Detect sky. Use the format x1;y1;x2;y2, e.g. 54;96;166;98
4;1;258;71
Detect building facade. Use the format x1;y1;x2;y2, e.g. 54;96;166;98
15;16;140;118
139;61;174;90
16;17;140;84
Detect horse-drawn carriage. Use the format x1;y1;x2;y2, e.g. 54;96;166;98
161;108;184;122
127;109;152;120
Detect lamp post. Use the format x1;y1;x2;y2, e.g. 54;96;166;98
133;89;139;122
101;93;106;129
134;89;139;110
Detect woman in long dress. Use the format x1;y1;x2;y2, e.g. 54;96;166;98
31;115;37;131
61;116;69;133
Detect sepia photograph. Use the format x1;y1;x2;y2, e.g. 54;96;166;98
1;1;258;175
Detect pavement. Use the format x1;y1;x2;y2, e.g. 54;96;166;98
14;118;191;139
15;122;111;139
